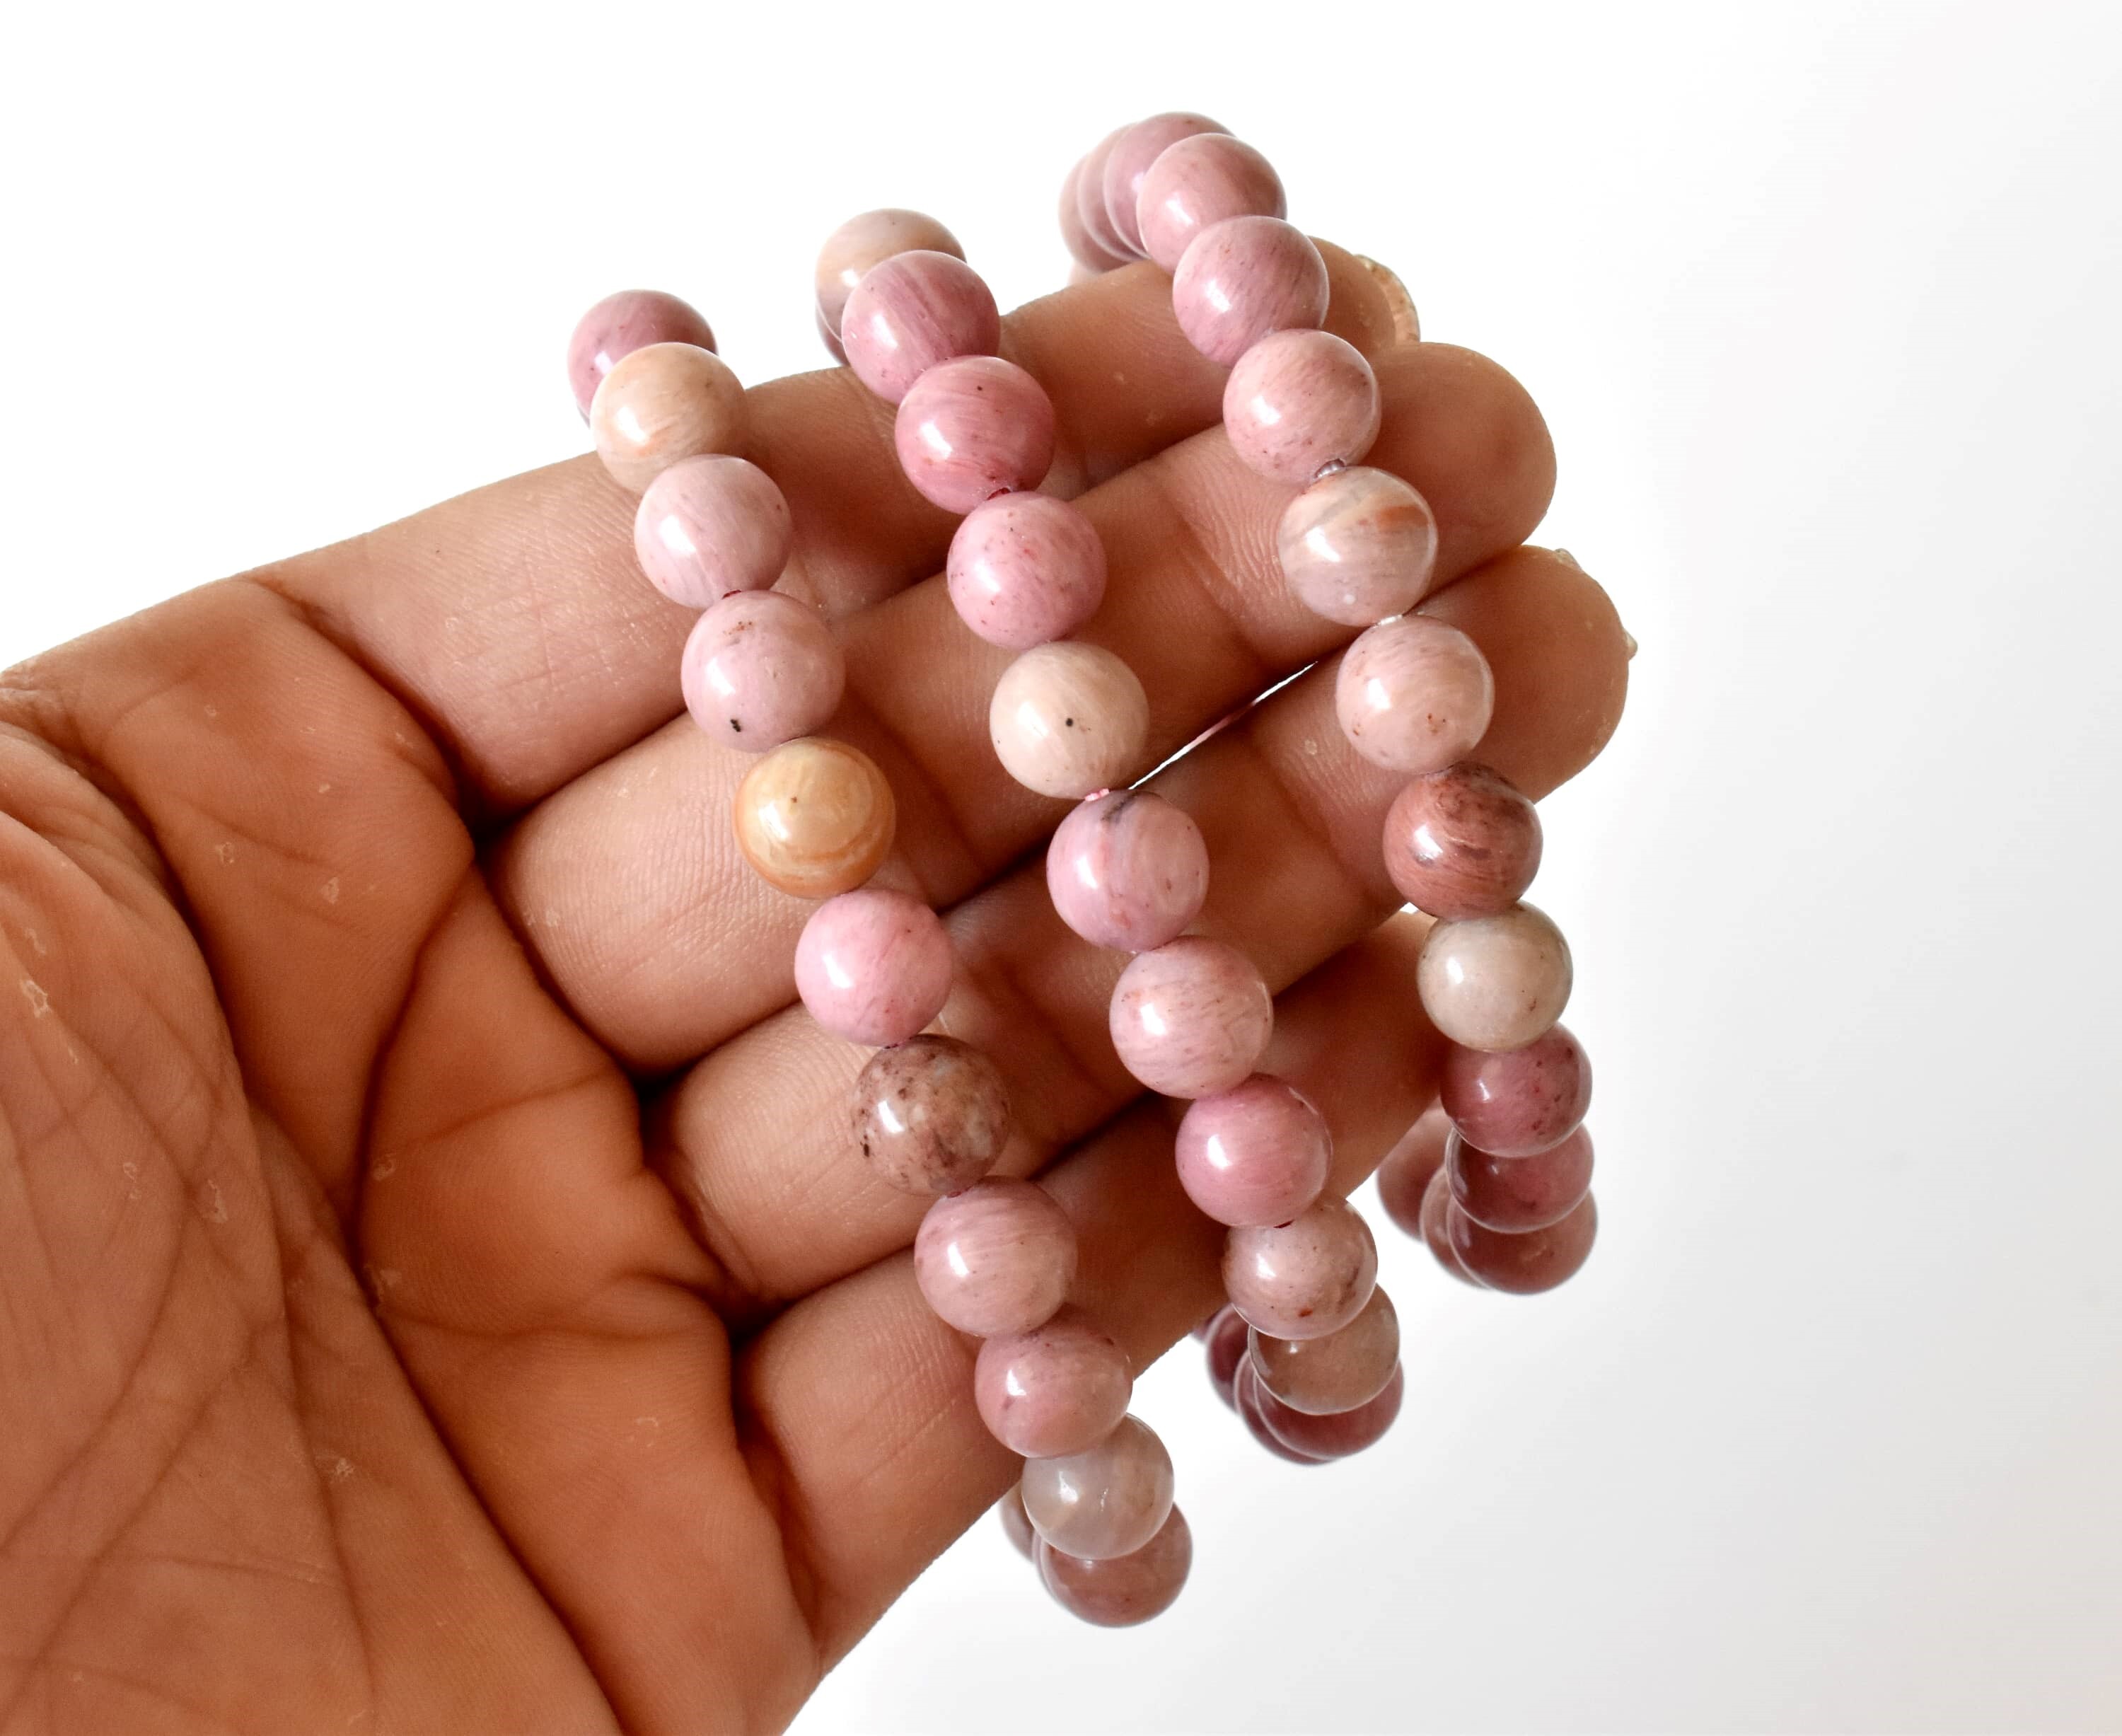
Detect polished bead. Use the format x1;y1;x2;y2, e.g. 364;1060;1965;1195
589;342;748;493
814;208;966;340
1102;113;1225;255
913;1178;1075;1336
1276;465;1437;626
1335;615;1495;775
1234;1360;1327;1464
1171;216;1328;366
989;641;1149;799
1420;1164;1480;1286
1223;329;1381;487
1249;1284;1399;1416
1108;937;1273;1099
568;289;716;419
1038;1505;1192;1627
1019;1414;1174;1561
998;1483;1036;1558
1223;1193;1378;1341
1252;1363;1404;1459
634;454;792;606
1202;1304;1251;1410
1044;789;1208;952
794;888;951;1048
731;738;895;899
1447;1193;1598;1293
947;492;1108;649
1074;127;1137;262
841;250;1002;405
1449;1123;1594;1233
974;1306;1133;1459
1439;1024;1593;1157
851;1035;1009;1196
1137;133;1287;273
894;355;1056;514
1174;1074;1331;1227
680;591;843;753
1383;764;1541;918
1059;157;1131;272
1417;903;1573;1051
1374;1104;1452;1239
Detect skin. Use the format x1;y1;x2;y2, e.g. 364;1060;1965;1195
0;243;1627;1734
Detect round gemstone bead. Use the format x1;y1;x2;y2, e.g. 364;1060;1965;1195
850;1035;1010;1196
1171;216;1328;366
1335;614;1495;775
1019;1414;1174;1561
794;887;951;1047
568;289;716;419
1448;1123;1594;1234
894;355;1057;514
1234;1360;1327;1464
1249;1284;1399;1416
589;342;748;493
680;591;844;753
1137;133;1287;273
1446;1193;1598;1293
1108;937;1273;1099
1101;112;1225;255
1420;1164;1480;1286
1383;764;1542;919
998;1484;1036;1558
1276;465;1438;627
1060;157;1132;272
989;641;1149;799
634;454;792;606
947;492;1108;650
840;250;1003;405
1417;903;1573;1052
1038;1505;1192;1627
1222;1193;1378;1341
914;1178;1076;1337
974;1306;1133;1459
814;208;966;340
1251;1362;1405;1459
1173;1074;1332;1228
1074;127;1137;262
1374;1104;1452;1239
732;738;896;899
1223;329;1381;487
1044;789;1209;953
1439;1024;1593;1157
1202;1304;1251;1410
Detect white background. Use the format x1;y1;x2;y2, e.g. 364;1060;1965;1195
4;2;2119;1731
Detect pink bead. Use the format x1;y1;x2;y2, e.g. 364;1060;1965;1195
1045;790;1209;952
1059;157;1131;272
1234;1361;1327;1464
1251;1363;1405;1459
814;208;966;340
1417;903;1573;1053
989;642;1150;799
1074;127;1137;262
1171;216;1328;366
913;1178;1076;1336
1383;764;1542;919
840;250;1002;405
1223;329;1381;487
1038;1505;1192;1627
1223;1194;1378;1341
851;1035;1010;1196
567;289;716;418
1335;615;1495;775
947;492;1108;649
1439;1024;1594;1158
1137;133;1287;273
1202;1304;1250;1410
1101;113;1225;256
1446;1193;1598;1294
894;356;1057;514
1276;465;1438;627
1019;1414;1174;1560
1375;1105;1452;1239
1249;1285;1399;1416
680;591;844;753
1449;1123;1594;1234
635;456;792;608
1108;937;1273;1099
1420;1164;1480;1287
999;1485;1036;1558
1174;1074;1332;1227
793;888;951;1047
974;1306;1133;1459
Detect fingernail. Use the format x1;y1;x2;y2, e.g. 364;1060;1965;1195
1353;255;1421;346
1624;630;1639;661
1552;547;1581;569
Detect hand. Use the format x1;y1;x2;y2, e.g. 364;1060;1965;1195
0;245;1625;1733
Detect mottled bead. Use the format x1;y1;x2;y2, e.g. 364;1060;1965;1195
1420;1164;1480;1286
568;289;716;419
815;208;966;340
840;250;1002;405
894;355;1056;514
989;642;1149;799
1249;1285;1399;1416
1102;113;1225;255
1038;1505;1192;1627
1223;329;1381;487
1108;937;1273;1099
1356;253;1422;345
1171;216;1328;366
731;738;896;899
1234;1361;1326;1464
1019;1414;1174;1561
1137;133;1287;273
851;1035;1010;1196
1074;127;1137;262
974;1306;1133;1459
1449;1123;1594;1234
1439;1024;1593;1157
1251;1363;1404;1459
1044;789;1208;952
589;342;748;493
1375;1105;1452;1239
1276;465;1438;627
1060;157;1131;272
680;591;844;753
998;1484;1036;1558
1446;1193;1598;1294
1335;615;1495;775
913;1178;1076;1337
947;492;1107;649
1222;1193;1378;1341
1417;903;1573;1052
634;455;792;606
1383;764;1541;919
1202;1304;1251;1410
794;888;951;1047
1174;1074;1331;1228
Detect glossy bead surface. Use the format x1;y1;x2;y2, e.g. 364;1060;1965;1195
974;1306;1132;1459
1045;789;1208;952
1202;1304;1250;1409
1108;937;1273;1099
1060;157;1131;272
1223;329;1381;487
947;492;1107;650
1171;216;1328;366
1223;1193;1378;1341
1384;764;1541;919
815;208;966;339
999;1484;1036;1558
1102;112;1225;255
1038;1505;1192;1627
589;342;748;492
1417;903;1574;1051
1335;615;1495;775
1276;465;1437;627
1074;127;1136;262
732;738;896;899
680;591;843;753
794;888;951;1048
1449;1124;1594;1233
913;1178;1075;1336
840;250;1002;404
1253;1363;1405;1459
568;289;716;418
989;642;1149;799
1137;133;1287;272
1375;1105;1452;1239
1420;1164;1480;1286
1174;1074;1331;1228
1446;1193;1599;1294
894;356;1056;513
1439;1024;1593;1157
1019;1414;1174;1561
634;455;792;606
1234;1361;1326;1464
1249;1284;1399;1416
851;1035;1010;1196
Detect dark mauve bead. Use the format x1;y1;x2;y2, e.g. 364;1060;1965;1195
1202;1304;1251;1410
1446;1193;1598;1294
1234;1362;1327;1464
850;1036;1010;1196
1383;765;1543;920
1448;1124;1594;1233
1439;1024;1593;1158
1375;1105;1451;1238
1038;1505;1192;1627
1253;1363;1405;1460
1420;1164;1481;1287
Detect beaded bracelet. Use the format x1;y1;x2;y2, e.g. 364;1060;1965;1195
566;109;1599;1631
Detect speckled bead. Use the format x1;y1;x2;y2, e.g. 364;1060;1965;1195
1446;1193;1599;1294
634;455;792;606
850;1035;1010;1196
1137;133;1287;273
1019;1414;1175;1561
1383;764;1542;919
1202;1304;1251;1409
1417;903;1573;1052
947;492;1108;650
1374;1105;1452;1239
1222;1193;1379;1341
1108;937;1274;1099
989;641;1149;799
1045;789;1209;952
840;250;1003;404
589;342;748;493
1251;1363;1405;1459
1038;1505;1192;1627
793;888;951;1047
1439;1024;1593;1157
680;591;844;753
731;738;896;899
1335;615;1495;775
815;208;966;340
1249;1285;1399;1416
974;1306;1133;1459
913;1178;1076;1337
1174;1074;1332;1228
1448;1123;1594;1234
568;289;717;418
1101;113;1225;255
1171;216;1329;366
1276;465;1438;627
894;355;1057;513
1223;329;1381;487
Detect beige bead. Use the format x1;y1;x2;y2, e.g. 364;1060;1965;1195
1417;902;1573;1051
589;341;748;492
732;737;895;899
989;642;1150;799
